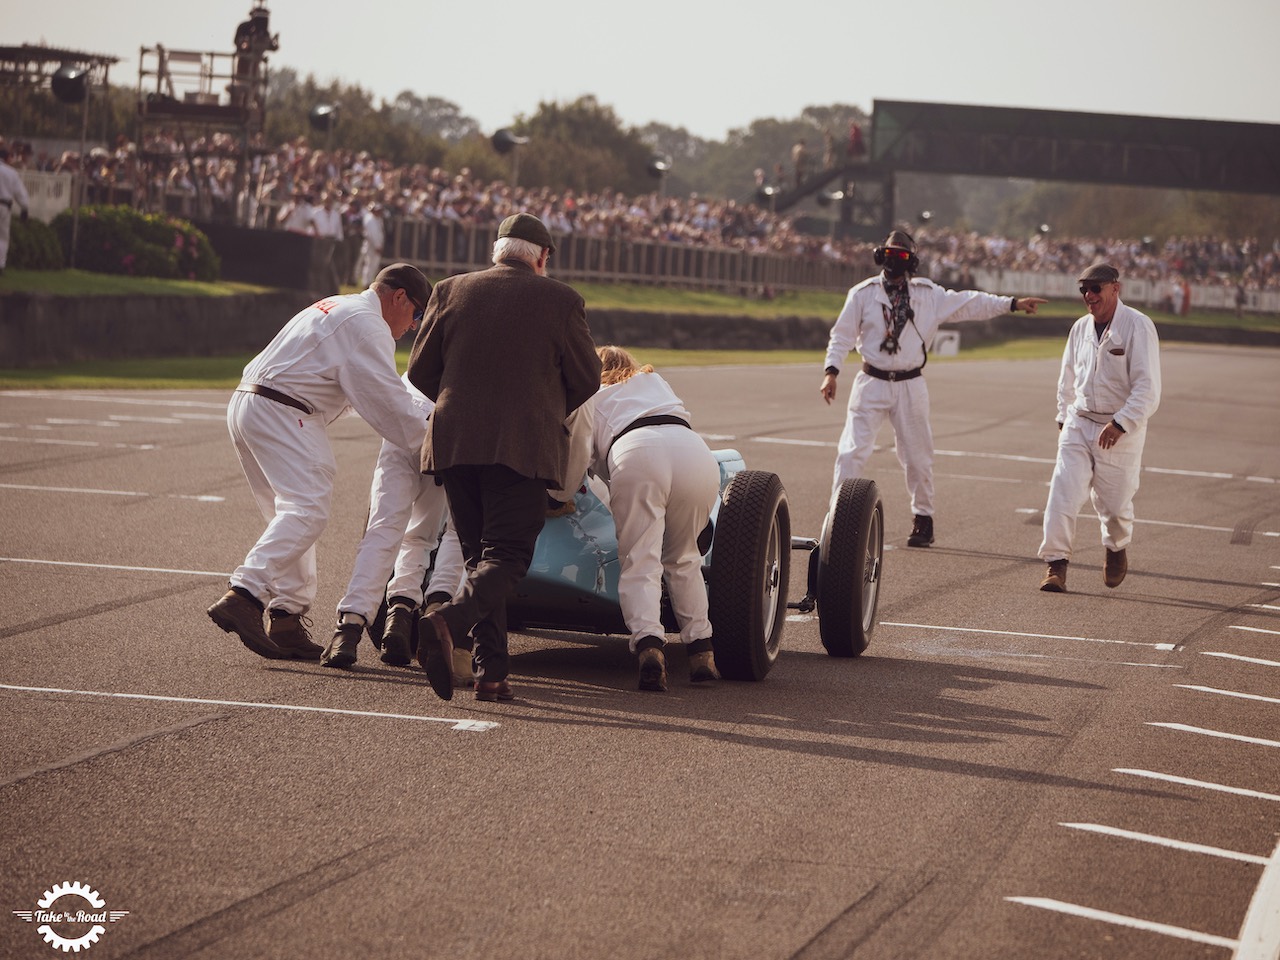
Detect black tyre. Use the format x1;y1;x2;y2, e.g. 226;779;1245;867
817;478;883;657
707;470;791;681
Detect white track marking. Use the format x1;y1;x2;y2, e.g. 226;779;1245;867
45;418;121;427
1113;769;1280;802
1;391;227;409
881;620;1173;649
936;449;1055;465
1245;476;1277;484
0;482;223;502
907;645;1179;668
0;683;497;732
753;437;834;447
935;473;1026;484
1059;822;1269;865
1236;838;1280;960
1144;466;1234;479
1203;651;1280;667
0;436;158;450
1231;626;1280;636
1005;897;1237;949
1147;722;1280;749
1175;685;1280;706
1015;507;1280;537
0;557;232;577
1250;604;1280;611
107;414;184;424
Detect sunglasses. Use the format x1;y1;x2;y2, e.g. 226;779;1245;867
1078;283;1110;295
388;283;426;321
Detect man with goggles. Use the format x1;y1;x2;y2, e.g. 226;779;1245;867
820;229;1046;547
1038;262;1161;593
208;263;431;662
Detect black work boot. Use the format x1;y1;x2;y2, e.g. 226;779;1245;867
380;601;415;666
907;514;934;547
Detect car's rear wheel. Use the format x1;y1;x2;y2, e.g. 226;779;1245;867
707;470;790;680
817;478;883;657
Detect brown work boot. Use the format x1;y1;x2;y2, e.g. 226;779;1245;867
636;637;667;692
1104;548;1128;588
452;647;475;688
475;679;514;702
1039;559;1068;593
207;588;289;659
687;637;718;683
268;610;324;660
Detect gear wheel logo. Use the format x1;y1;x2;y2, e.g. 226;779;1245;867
12;880;128;953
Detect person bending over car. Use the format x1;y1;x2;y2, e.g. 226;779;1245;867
584;346;721;691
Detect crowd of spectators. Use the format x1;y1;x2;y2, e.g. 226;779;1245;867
923;228;1280;294
5;131;1278;292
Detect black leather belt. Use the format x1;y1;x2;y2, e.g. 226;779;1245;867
862;362;922;382
609;414;691;454
237;383;315;415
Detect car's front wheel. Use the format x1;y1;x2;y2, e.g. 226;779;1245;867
817;477;883;657
707;470;791;680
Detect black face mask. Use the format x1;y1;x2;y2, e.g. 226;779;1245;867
883;259;909;279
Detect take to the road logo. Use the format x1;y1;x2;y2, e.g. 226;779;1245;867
11;881;128;953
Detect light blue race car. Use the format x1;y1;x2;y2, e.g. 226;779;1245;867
505;451;885;681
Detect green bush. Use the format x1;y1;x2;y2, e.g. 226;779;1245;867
8;216;65;270
50;205;221;282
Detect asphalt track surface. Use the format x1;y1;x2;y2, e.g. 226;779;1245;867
1;343;1277;960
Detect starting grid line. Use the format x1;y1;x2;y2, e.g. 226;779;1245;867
880;620;1175;650
0;683;497;733
0;557;233;578
0;482;224;503
1006;898;1238;950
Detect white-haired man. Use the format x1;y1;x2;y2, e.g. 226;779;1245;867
407;214;600;703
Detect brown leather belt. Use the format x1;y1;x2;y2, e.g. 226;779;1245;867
237;383;315;415
862;362;922;382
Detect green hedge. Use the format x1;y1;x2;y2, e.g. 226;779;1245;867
50;205;221;282
8;216;65;270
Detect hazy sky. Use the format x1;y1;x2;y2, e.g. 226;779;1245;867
9;0;1280;140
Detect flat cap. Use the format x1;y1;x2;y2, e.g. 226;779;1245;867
1078;262;1120;283
498;212;556;252
374;262;431;308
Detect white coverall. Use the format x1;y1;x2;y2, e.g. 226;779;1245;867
0;158;32;270
824;274;1017;510
337;375;463;622
228;290;424;615
588;373;720;651
1039;301;1161;560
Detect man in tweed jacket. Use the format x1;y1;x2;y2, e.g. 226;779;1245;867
407;213;601;703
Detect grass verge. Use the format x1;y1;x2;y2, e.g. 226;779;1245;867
0;338;1074;390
